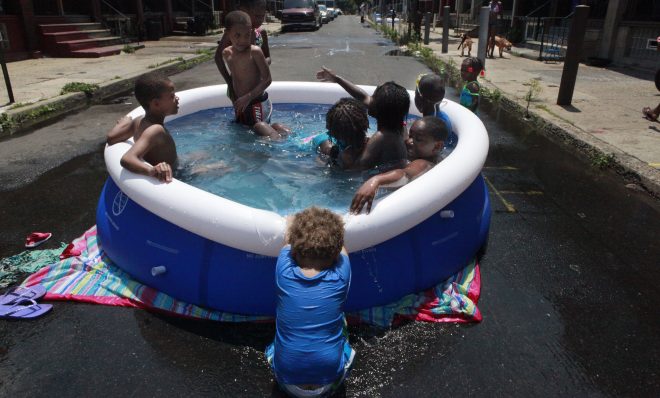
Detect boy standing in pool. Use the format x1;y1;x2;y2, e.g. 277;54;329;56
215;0;271;102
222;11;287;139
106;73;179;183
351;116;449;214
266;207;355;398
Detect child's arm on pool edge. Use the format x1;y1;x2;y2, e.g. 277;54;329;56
107;115;137;145
350;159;433;214
120;125;173;183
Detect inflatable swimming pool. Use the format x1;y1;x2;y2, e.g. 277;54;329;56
96;82;490;315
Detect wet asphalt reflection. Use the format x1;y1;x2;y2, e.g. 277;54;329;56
1;16;659;397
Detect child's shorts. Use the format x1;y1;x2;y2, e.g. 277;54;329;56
265;340;355;398
235;92;272;126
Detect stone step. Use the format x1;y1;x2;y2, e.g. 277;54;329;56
39;23;104;34
69;43;144;58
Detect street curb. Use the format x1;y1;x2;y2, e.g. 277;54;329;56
403;48;660;198
492;96;660;198
0;52;215;139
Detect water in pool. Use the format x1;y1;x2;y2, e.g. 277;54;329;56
168;104;415;214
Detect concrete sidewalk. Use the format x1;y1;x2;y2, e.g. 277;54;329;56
421;26;660;196
0;34;218;135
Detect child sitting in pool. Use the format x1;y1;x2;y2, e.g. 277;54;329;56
415;72;457;149
215;0;271;102
106;73;179;183
222;11;288;139
415;73;453;133
350;116;449;214
311;97;369;169
316;67;409;171
266;207;354;398
459;57;483;113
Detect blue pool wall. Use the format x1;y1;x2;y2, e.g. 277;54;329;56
96;175;490;315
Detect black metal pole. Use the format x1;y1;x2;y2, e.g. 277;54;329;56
442;5;449;53
557;5;589;106
0;45;14;104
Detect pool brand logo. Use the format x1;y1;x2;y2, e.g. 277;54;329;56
254;104;262;122
112;191;129;216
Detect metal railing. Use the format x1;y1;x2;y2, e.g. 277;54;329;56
101;0;131;43
533;13;573;62
627;25;660;62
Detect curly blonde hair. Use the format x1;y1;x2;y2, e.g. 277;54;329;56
288;207;344;268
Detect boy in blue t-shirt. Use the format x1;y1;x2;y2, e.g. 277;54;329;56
266;207;354;398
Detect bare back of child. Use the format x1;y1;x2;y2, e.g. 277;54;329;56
316;67;409;172
359;81;409;171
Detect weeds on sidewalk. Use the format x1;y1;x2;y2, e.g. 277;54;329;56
591;152;615;169
0;103;65;135
523;79;542;118
370;19;419;46
0;113;15;133
148;58;183;69
122;44;136;54
481;86;502;103
60;82;100;96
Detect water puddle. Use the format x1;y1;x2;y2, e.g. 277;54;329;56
327;40;364;56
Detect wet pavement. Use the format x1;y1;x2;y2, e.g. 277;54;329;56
1;16;659;397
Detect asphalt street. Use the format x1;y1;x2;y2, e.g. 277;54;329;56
0;16;659;397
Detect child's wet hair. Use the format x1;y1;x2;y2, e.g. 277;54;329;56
418;74;445;102
417;116;449;141
134;73;171;110
370;81;410;132
462;57;484;76
224;10;252;30
326;97;369;149
288;207;344;268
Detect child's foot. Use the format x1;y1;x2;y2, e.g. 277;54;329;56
642;107;659;122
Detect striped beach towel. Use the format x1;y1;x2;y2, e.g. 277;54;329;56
21;226;481;327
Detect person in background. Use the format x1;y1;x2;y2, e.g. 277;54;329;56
487;0;503;58
459;57;483;113
641;67;660;122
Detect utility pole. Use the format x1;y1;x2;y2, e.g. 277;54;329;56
557;5;589;106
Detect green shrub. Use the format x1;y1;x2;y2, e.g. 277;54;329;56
0;112;15;133
60;82;99;96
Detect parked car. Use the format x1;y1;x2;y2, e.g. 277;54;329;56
335;8;343;15
375;11;400;24
327;7;337;20
319;4;330;23
281;0;322;31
